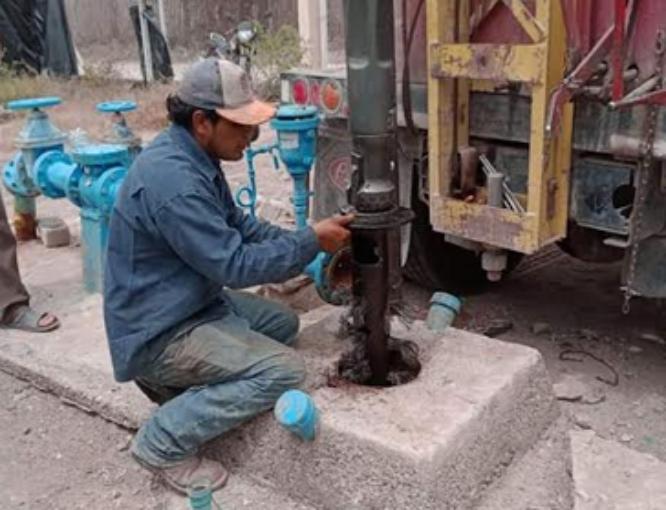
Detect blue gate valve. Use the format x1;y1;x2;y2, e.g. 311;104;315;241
236;142;280;218
96;101;142;159
2;96;67;239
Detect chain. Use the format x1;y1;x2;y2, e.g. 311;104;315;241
622;30;665;314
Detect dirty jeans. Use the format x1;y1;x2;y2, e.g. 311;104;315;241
131;290;306;466
0;193;30;322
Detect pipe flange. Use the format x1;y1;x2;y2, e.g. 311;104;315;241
95;166;127;213
33;150;72;199
71;144;129;169
350;207;415;231
2;153;40;197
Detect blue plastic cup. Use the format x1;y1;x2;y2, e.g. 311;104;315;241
426;292;462;332
274;389;319;441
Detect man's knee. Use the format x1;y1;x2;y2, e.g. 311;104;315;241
265;351;306;392
273;309;300;346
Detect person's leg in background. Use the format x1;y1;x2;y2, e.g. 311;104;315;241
0;193;59;332
131;294;305;494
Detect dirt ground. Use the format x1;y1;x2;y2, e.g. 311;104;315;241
1;77;666;507
0;370;171;510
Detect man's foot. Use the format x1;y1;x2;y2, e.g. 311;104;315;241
0;305;60;333
131;451;229;495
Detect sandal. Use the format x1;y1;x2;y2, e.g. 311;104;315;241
1;305;60;333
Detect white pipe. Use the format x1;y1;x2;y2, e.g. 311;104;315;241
138;0;154;83
157;0;168;46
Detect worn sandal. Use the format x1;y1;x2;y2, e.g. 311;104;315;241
0;305;60;333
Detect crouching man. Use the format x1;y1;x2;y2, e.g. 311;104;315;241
103;58;352;494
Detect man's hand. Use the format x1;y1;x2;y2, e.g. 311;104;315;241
313;214;354;254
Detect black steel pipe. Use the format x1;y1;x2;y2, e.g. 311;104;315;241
344;0;404;385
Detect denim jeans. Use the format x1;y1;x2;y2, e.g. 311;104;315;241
131;290;306;466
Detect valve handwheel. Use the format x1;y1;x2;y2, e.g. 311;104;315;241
6;97;62;111
96;101;137;114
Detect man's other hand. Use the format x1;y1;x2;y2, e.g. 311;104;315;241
313;214;354;254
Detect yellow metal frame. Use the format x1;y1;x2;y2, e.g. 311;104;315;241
427;0;573;254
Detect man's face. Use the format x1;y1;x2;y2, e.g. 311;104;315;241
192;111;259;161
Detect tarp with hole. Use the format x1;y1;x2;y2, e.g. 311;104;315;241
0;0;78;76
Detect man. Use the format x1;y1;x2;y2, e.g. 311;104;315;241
104;58;352;494
0;193;60;332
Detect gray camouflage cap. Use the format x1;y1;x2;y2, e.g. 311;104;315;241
176;58;275;125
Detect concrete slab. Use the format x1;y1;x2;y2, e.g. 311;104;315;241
571;430;666;510
478;417;573;510
215;313;560;510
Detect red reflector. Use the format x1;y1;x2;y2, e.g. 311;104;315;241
292;79;309;105
321;79;343;114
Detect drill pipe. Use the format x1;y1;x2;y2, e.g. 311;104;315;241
344;0;404;385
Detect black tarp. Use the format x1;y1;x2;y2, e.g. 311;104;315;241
129;1;173;82
0;0;78;76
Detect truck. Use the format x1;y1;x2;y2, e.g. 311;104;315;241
280;0;666;310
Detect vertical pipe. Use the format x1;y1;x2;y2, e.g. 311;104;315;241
612;0;626;101
351;230;390;384
157;0;168;45
12;196;36;241
138;0;154;83
344;0;399;385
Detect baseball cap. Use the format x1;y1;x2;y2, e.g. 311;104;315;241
176;58;275;126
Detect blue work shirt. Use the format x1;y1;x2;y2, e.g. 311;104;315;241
104;124;319;382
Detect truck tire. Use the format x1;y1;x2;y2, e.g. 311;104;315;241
403;183;521;292
403;202;488;292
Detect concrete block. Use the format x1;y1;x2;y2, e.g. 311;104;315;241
216;313;560;510
571;430;666;510
37;217;71;248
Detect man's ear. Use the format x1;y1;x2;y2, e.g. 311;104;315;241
191;110;211;138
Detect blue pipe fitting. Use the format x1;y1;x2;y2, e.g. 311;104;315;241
31;144;129;292
274;389;319;441
96;101;142;159
426;292;462;333
236;142;280;217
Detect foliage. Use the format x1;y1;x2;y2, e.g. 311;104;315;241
0;48;46;104
250;24;304;100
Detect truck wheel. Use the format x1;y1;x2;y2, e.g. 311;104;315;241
403;185;521;292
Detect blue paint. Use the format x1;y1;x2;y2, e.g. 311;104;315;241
274;389;319;441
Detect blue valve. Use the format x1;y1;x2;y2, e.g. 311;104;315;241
96;101;138;114
96;101;141;158
6;96;62;111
